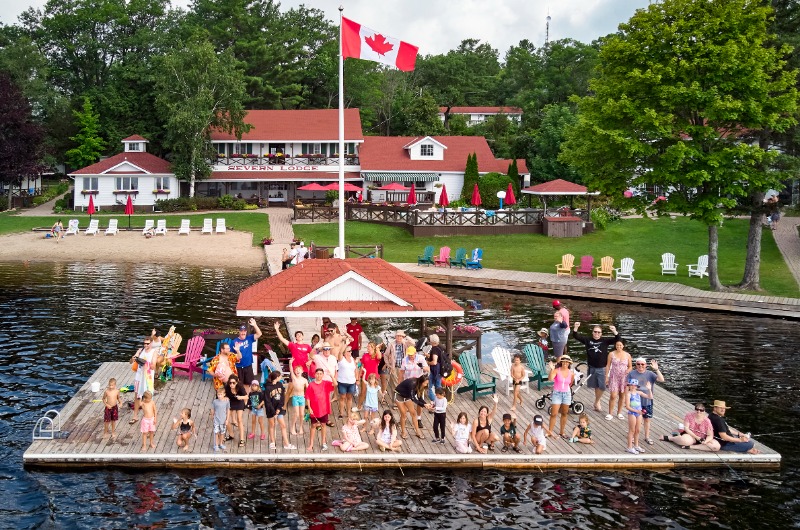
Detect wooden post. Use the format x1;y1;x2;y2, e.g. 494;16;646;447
476;332;482;361
445;317;453;364
421;317;427;339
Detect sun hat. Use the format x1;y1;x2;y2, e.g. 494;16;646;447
558;355;572;364
322;342;332;350
534;415;543;424
537;328;549;337
406;346;416;355
713;400;731;409
552;300;561;308
627;378;639;386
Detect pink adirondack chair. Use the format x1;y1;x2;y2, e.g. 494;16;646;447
171;336;206;380
434;246;451;267
575;255;594;278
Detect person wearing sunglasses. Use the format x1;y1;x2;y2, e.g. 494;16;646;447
572;322;620;414
627;357;665;446
662;403;720;451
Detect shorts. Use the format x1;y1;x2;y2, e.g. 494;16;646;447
140;417;155;433
551;390;572;406
252;408;266;417
586;366;607;390
394;393;411;403
291;395;306;407
641;404;653;419
552;342;566;357
338;383;357;395
311;413;328;425
721;440;755;453
237;365;255;386
267;407;286;419
214;420;227;434
104;404;118;423
363;405;378;414
532;435;546;447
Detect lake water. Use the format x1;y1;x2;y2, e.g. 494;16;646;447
2;262;799;528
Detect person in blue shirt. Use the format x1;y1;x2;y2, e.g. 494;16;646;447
233;318;262;385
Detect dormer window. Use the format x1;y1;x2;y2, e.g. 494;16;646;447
128;143;140;152
420;144;434;157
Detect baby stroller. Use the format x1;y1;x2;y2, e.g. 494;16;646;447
534;361;588;415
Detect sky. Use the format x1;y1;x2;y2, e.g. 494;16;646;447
0;0;653;56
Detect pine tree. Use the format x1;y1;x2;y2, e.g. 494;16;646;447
65;97;105;170
461;152;479;201
507;158;520;188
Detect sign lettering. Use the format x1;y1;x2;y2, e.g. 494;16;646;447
214;165;322;172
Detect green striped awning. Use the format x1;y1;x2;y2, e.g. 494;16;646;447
362;172;439;182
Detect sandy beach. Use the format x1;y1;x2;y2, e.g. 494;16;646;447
0;230;265;269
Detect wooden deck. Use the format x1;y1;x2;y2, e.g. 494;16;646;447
392;263;800;320
23;362;779;470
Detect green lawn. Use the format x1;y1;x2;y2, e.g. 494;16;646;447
0;211;271;246
294;218;799;298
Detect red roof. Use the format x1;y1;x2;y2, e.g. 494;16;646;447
122;135;149;142
439;106;523;115
359;136;528;174
236;259;463;317
210;109;364;142
70;152;171;175
522;179;596;195
209;171;361;181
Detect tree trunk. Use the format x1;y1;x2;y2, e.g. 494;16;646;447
190;175;195;198
738;190;766;291
708;224;724;291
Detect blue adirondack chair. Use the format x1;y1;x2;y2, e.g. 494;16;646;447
449;247;467;268
417;245;435;266
201;337;235;381
457;351;497;401
522;343;554;391
465;248;483;269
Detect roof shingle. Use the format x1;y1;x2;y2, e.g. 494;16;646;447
211;109;364;142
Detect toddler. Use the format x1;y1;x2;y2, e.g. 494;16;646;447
571;413;594;444
432;387;448;444
523;414;547;454
172;408;195;452
510;354;527;412
140;391;157;451
363;373;383;434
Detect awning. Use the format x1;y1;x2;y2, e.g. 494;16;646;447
362;172;439;182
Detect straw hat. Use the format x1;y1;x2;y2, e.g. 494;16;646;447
713;400;731;409
537;328;549;337
558;355;572;364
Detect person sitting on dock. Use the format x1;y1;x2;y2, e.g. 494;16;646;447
500;413;522;453
663;402;720;452
306;368;335;451
572;322;620;413
339;413;370;452
471;394;501;453
233;318;262;386
274;321;313;378
708;400;760;455
627;357;665;446
375;410;403;452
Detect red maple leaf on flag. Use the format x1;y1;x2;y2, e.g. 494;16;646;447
365;33;394;55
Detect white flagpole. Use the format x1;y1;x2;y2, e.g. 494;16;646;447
337;5;345;258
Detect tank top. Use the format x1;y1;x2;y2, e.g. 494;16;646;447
553;369;571;392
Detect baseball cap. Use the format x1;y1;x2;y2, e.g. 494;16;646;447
502;413;512;421
552;300;561;308
239;325;247;331
534;415;543;424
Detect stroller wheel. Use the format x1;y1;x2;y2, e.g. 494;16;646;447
535;398;546;410
572;402;585;414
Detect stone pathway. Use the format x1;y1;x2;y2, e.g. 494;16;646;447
262;208;295;275
772;216;800;290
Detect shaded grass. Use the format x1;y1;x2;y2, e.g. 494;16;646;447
294;217;798;298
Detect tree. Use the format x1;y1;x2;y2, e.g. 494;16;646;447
155;38;250;196
507;158;520;189
525;103;581;184
0;72;46;188
461;153;479;201
476;172;514;209
391;91;444;137
561;0;799;291
65;96;105;169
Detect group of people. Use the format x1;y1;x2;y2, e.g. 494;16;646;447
281;241;308;270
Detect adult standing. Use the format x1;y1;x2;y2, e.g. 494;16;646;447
394;374;432;439
336;346;359;418
129;336;156;425
232;318;262;386
274;321;313;377
552;300;570;326
627;357;665;446
346;317;364;357
281;247;292;270
427;334;444;401
547;355;575;438
207;343;237;391
664;403;720;452
708;400;760;454
287;242;299;266
549;311;570;357
313;342;338;427
224;374;248;448
359;342;382;407
604;339;632;420
400;346;429;429
573;322;620;413
385;330;408;398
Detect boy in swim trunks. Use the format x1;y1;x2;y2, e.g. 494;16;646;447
140;391;157;451
289;365;308;436
510;354;527;412
102;378;120;439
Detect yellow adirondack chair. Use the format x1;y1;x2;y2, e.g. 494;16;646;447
555;254;575;276
595;256;614;280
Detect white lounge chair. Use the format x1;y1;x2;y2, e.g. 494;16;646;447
215;218;226;234
614;257;635;282
660;252;678;275
142;219;154;235
84;219;99;235
178;219;190;235
65;219;79;236
105;219;119;236
490;346;532;396
688;255;709;278
201;218;213;235
154;219;167;236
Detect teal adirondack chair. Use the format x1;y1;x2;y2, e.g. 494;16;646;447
523;343;554;391
465;248;483;269
449;247;467;268
417;245;435;266
457;351;497;401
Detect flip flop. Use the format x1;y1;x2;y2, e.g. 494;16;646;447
128;418;138;425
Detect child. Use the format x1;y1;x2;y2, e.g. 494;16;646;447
247;380;266;441
210;387;230;452
571;413;594;444
339;412;370;452
625;378;653;454
375;409;403;452
288;365;308;436
102;378;120;439
432;387;448;444
510;354;527;412
139;391;157;451
523;414;547;454
172;408;195;452
363;373;383;434
450;412;472;454
264;370;295;450
536;328;550;352
500;413;522;453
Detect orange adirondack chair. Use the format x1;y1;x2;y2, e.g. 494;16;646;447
595;256;614;280
171;336;206;380
575;255;594;278
434;246;451;267
555;254;575;276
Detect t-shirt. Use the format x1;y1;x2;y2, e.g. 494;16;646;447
500;422;517;437
401;354;424;380
434;395;447;413
319;354;338;382
212;398;230;422
225;382;247;411
626;370;658;406
288;342;312;372
305;379;334;418
361;353;380;377
346;322;363;352
709;412;733;446
248;389;264;410
549;321;569;345
337;357;357;385
572;331;620;368
233;334;256;368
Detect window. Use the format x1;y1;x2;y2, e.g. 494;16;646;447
312;143;322;154
420;144;434;157
115;177;138;191
128;142;140;152
154;177;170;191
82;177;98;191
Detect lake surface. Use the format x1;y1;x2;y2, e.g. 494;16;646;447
2;262;799;528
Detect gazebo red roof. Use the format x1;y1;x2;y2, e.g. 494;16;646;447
236;259;463;318
521;179;599;195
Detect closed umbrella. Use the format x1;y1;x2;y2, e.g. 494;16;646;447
87;194;96;221
439;184;449;207
124;194;134;231
470;183;481;207
407;183;417;205
505;182;516;206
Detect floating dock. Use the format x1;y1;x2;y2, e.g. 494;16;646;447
23;362;779;470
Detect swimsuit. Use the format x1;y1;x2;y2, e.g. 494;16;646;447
104;404;118;422
475;420;491;434
628;392;642;417
291;395;305;407
140;417;155;433
179;420;192;434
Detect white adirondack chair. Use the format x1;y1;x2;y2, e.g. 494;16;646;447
215;218;226;234
491;346;532;396
65;219;79;236
660;252;678;275
84;219;99;235
178;219;191;235
688;255;709;278
154;219;167;235
201;218;213;234
105;219;119;235
142;219;154;235
614;257;635;282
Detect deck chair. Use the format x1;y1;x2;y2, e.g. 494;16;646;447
556;254;575;276
456;351;497;401
215;218;226;234
595;256;614;280
171;336;206;381
178;219;191;235
154;219;167;235
449;247;467;268
267;347;291;379
660;252;678;275
465;248;483;269
688;254;709;278
84;219;99;235
433;246;450;267
333;246;345;258
491;346;532;396
615;257;635;282
201;218;213;234
202;337;236;381
105;219;119;235
65;219;79;236
142;219;154;235
522;343;554;391
417;245;435;266
575;255;594;278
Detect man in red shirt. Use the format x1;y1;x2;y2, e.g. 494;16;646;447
274;321;313;377
305;368;334;451
346;316;363;357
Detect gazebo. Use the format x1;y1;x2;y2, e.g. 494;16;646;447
521;178;600;213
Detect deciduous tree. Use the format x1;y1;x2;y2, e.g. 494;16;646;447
0;72;46;188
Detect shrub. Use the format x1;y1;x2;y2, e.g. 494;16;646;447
243;203;259;210
218;195;235;209
325;190;339;204
33;182;69;206
232;199;247;210
195;197;219;210
476;172;515;209
0;196;8;211
590;206;621;230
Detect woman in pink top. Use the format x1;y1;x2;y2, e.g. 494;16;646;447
548;355;575;438
359;342;381;407
664;403;721;451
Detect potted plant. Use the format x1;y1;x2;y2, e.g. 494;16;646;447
262;237;273;245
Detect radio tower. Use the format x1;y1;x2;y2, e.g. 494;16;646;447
545;12;551;47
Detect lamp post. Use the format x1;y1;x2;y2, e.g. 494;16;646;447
497;190;506;210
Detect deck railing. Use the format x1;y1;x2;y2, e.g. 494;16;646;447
213;155;359;166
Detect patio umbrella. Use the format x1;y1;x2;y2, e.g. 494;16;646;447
439;184;449;207
505;182;516;206
407;183;417;205
378;182;407;191
124;194;134;231
87;194;96;221
297;183;328;191
322;182;363;192
470;183;482;207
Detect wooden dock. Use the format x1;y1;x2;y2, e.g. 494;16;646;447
392;263;800;320
23;362;779;470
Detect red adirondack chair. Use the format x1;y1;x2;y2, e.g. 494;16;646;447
575;255;594;278
434;246;450;267
171;336;206;380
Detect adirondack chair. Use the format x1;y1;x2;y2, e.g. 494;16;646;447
522;343;554;391
171;336;206;381
84;219;99;235
433;246;450;267
465;248;483;269
201;218;213;234
555;254;575;276
688;254;709;278
65;219;79;236
154;219;167;235
449;247;467;268
490;346;532;396
660;252;678;275
575;255;594;278
105;219;119;235
595;256;614;280
178;219;191;235
615;257;635;282
142;219;154;235
201;337;236;381
456;351;497;401
417;245;435;266
215;218;227;234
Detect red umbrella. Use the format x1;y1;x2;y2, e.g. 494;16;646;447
439;184;449;207
505;182;516;206
124;194;134;231
470;183;482;207
298;183;328;191
87;194;96;220
322;182;363;192
378;182;407;191
407;183;417;205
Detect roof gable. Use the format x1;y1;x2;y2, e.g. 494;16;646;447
402;136;448;150
289;270;410;308
69;152;172;175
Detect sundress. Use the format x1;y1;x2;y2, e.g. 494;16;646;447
607;355;629;394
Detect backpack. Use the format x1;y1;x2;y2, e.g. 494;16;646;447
438;347;453;378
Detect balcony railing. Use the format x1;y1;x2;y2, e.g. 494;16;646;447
213;155;360;166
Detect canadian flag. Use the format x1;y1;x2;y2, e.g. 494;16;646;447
341;17;418;72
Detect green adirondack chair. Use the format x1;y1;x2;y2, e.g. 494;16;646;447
457;351;497;401
417;245;435;266
449;247;467;268
523;343;554;391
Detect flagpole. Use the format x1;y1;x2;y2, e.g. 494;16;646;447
337;5;346;258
